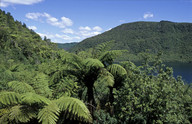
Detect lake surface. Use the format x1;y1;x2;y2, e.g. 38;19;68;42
165;63;192;83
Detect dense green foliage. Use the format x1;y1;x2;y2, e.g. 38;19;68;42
57;42;78;50
70;21;192;63
0;10;92;124
0;10;192;124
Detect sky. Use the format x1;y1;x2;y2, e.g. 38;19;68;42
0;0;192;43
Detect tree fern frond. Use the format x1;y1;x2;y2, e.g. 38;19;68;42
38;102;60;124
107;64;127;77
61;52;82;69
83;58;104;69
0;91;21;105
120;61;139;75
120;61;137;70
50;68;69;86
93;41;114;58
52;77;79;98
31;73;52;98
56;96;92;123
99;50;127;65
9;105;36;123
97;69;114;87
0;108;9;124
8;81;35;93
78;49;93;59
21;92;51;105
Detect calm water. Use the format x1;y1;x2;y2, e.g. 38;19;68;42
165;63;192;83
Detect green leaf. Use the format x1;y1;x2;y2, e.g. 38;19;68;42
56;96;92;123
107;64;127;77
0;91;21;105
38;102;60;124
99;50;127;65
93;41;114;58
83;58;104;69
8;81;35;93
9;105;36;123
97;69;114;87
21;92;51;105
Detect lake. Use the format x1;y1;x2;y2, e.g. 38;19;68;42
165;62;192;83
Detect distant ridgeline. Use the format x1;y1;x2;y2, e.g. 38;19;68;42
57;42;78;51
69;21;192;63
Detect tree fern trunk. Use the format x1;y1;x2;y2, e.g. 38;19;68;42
109;87;114;115
87;86;95;115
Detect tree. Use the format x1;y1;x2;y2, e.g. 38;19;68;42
114;60;192;123
0;81;92;124
76;41;127;115
50;52;105;114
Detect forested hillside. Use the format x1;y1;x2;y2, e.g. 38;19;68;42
0;10;192;124
70;21;192;63
57;42;78;50
0;10;58;64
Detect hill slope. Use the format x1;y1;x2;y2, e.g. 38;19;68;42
70;21;192;63
57;42;78;50
0;9;57;64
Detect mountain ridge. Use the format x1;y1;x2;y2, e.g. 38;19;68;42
69;21;192;63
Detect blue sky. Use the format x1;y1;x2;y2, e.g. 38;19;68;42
1;0;192;43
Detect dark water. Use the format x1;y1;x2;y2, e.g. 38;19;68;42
165;63;192;83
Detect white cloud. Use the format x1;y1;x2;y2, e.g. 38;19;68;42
37;32;55;39
143;12;154;19
78;30;101;38
26;12;73;28
47;17;58;23
79;26;92;31
28;26;37;30
61;17;73;26
74;36;81;40
78;26;103;38
26;13;43;20
62;28;74;34
93;31;100;35
93;26;102;31
0;2;9;7
0;0;43;7
37;31;82;43
55;34;73;40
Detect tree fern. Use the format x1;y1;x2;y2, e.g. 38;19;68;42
0;109;9;124
21;92;51;105
99;50;127;66
50;67;70;86
31;73;52;98
97;69;114;87
83;58;104;70
8;81;35;93
60;52;82;70
92;41;114;58
77;49;93;59
0;91;21;105
52;77;79;98
38;102;60;124
56;96;92;123
107;64;127;78
9;105;36;123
